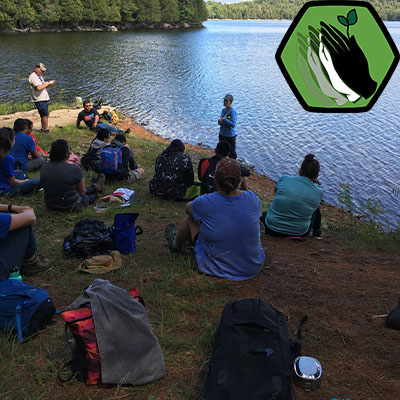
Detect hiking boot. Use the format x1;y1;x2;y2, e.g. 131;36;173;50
95;173;106;193
21;252;50;276
312;230;323;239
125;128;131;135
165;223;179;250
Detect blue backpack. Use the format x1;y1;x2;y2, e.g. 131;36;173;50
112;213;143;254
99;146;124;174
0;280;55;341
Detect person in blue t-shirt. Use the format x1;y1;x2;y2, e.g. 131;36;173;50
0;203;48;281
262;154;323;238
0;127;42;197
218;94;237;159
165;158;265;281
10;118;46;172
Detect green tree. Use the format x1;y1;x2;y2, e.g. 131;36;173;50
178;0;194;22
59;0;83;22
14;0;36;29
121;0;138;22
136;0;161;23
81;0;96;22
107;0;121;22
0;0;16;28
32;0;62;25
159;0;179;22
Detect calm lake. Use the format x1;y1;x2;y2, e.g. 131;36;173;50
0;20;399;227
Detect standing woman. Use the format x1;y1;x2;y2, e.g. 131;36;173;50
218;94;237;159
0;127;42;197
262;154;323;238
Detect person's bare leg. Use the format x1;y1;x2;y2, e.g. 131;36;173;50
41;115;49;130
176;215;199;246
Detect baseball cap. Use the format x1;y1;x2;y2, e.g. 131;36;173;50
215;158;241;184
34;63;46;71
223;94;234;102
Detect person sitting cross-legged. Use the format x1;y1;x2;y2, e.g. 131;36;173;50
261;153;323;238
165;158;265;281
198;141;250;195
40;139;105;211
0;127;42;197
10;118;46;172
0;203;49;281
76;100;130;136
81;128;112;172
102;134;144;183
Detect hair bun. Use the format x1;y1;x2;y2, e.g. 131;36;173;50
304;154;315;162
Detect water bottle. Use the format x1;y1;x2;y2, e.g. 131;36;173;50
9;265;22;281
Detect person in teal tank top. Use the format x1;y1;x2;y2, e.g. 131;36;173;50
263;154;323;238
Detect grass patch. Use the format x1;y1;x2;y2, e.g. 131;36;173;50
0;102;73;116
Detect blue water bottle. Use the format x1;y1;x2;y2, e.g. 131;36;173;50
9;265;22;281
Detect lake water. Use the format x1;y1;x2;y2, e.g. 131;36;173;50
0;20;399;228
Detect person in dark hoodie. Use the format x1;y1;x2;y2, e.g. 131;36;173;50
81;128;112;171
105;134;144;182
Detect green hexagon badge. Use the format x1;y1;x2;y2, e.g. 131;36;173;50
276;1;399;112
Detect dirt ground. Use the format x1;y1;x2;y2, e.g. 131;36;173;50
1;110;400;400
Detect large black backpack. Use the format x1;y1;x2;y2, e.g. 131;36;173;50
63;219;114;257
204;298;307;400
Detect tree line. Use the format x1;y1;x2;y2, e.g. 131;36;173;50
206;0;400;21
0;0;208;31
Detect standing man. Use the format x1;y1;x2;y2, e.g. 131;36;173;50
76;100;130;135
218;94;237;159
28;63;55;133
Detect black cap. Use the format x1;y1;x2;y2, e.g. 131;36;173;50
223;94;234;102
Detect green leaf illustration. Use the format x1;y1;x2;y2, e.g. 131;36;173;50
347;9;358;25
337;15;348;26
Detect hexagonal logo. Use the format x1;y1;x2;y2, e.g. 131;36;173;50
276;1;399;112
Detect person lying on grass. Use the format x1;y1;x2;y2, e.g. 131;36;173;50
261;153;323;238
0;127;42;197
165;157;265;281
40;139;105;211
0;203;49;281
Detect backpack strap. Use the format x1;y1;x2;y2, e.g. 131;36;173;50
16;305;23;342
290;315;308;360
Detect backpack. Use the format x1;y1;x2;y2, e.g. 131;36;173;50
99;146;124;174
102;108;119;124
59;281;164;386
204;298;307;400
0;280;55;342
112;213;143;255
198;157;220;195
63;219;114;257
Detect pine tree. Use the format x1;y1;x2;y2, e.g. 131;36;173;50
136;0;161;23
121;0;138;22
178;0;194;22
14;0;36;29
59;0;83;22
0;0;16;28
81;0;96;22
159;0;179;23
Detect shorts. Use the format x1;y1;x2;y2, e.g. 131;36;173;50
34;101;49;117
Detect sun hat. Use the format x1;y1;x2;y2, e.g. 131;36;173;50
215;157;241;184
34;62;46;71
223;94;234;102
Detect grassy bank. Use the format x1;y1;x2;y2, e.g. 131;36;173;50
0;114;399;399
0;102;73;116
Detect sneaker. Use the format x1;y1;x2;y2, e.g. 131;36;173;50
165;223;179;250
312;230;323;239
40;128;50;133
125;128;131;135
21;252;50;276
95;173;106;193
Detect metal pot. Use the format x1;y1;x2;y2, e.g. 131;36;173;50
293;356;322;391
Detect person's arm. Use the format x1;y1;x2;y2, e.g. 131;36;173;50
91;113;100;129
31;150;44;159
0;204;37;231
76;117;81;129
8;175;27;186
128;148;139;170
184;202;194;218
76;177;86;195
223;108;237;129
34;80;55;91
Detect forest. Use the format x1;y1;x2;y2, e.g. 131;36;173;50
0;0;208;31
206;0;400;21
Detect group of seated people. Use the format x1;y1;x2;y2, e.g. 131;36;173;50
0;113;323;283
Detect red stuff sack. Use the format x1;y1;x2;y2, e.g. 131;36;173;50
59;307;101;385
